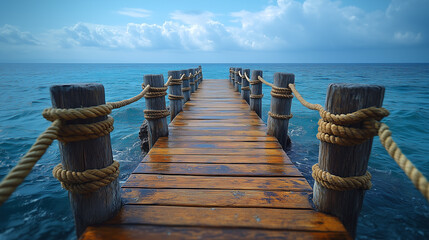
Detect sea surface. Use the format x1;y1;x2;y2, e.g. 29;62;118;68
0;63;428;239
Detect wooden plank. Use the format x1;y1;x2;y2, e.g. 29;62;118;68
148;148;287;156
169;126;267;131
168;130;270;136
121;189;311;208
106;205;346;232
123;174;311;191
153;141;282;149
82;225;351;240
170;121;265;127
174;115;258;120
172;119;264;124
133;163;302;176
162;135;279;142
142;154;293;165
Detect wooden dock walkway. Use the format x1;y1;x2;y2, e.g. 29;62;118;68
81;79;350;239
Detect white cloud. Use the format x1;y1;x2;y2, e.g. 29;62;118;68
118;8;151;18
3;0;428;56
0;24;39;45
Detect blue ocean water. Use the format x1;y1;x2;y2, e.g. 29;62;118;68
0;63;428;239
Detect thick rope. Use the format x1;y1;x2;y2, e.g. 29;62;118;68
182;87;191;92
0;120;61;205
243;72;251;83
165;74;185;86
144;85;168;98
268;111;293;120
52;160;119;194
250;94;264;99
168;94;184;100
144;109;170;120
377;123;429;201
257;76;293;99
312;164;372;191
241;86;250;91
57;116;115;143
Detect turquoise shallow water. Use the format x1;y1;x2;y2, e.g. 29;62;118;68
0;63;428;239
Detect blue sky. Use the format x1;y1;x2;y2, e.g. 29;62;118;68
0;0;428;63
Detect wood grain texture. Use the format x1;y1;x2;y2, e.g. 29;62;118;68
267;73;294;150
144;74;169;148
50;84;121;237
106;205;346;232
123;174;311;191
133;163;302;176
313;83;385;238
250;70;263;117
82;225;351;240
241;68;250;104
142;154;292;164
121;189;311;208
180;69;190;102
168;70;183;120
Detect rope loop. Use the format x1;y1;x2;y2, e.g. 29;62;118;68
144;109;170;120
168;94;184;100
250;94;264;99
268;111;293;120
52;160;120;194
182;87;191;92
143;85;168;99
271;86;293;99
312;163;372;191
241;86;250;91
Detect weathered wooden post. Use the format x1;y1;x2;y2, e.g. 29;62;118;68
50;83;121;237
241;69;250;104
194;68;199;90
168;70;183;120
231;67;236;88
199;65;203;82
250;70;263;118
267;73;294;150
229;67;233;84
313;83;385;238
144;74;169;148
235;68;242;92
180;69;191;102
189;68;195;93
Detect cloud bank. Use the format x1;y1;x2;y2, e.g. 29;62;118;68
1;0;428;62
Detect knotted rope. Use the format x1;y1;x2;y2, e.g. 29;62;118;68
167;74;185;100
0;84;152;205
52;160;120;194
290;83;429;201
268;112;293;120
143;84;170;119
250;94;264;99
312;164;372;191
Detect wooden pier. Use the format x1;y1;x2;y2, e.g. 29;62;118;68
80;79;350;239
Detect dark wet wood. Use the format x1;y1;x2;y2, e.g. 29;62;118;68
81;78;349;239
313;83;385;238
122;189;311;208
51;84;121;237
133;163;302;176
82;225;350;240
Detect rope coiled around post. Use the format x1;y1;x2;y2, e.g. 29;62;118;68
52;160;120;194
250;94;264;99
290;83;429;201
0;84;152;205
312;164;372;191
